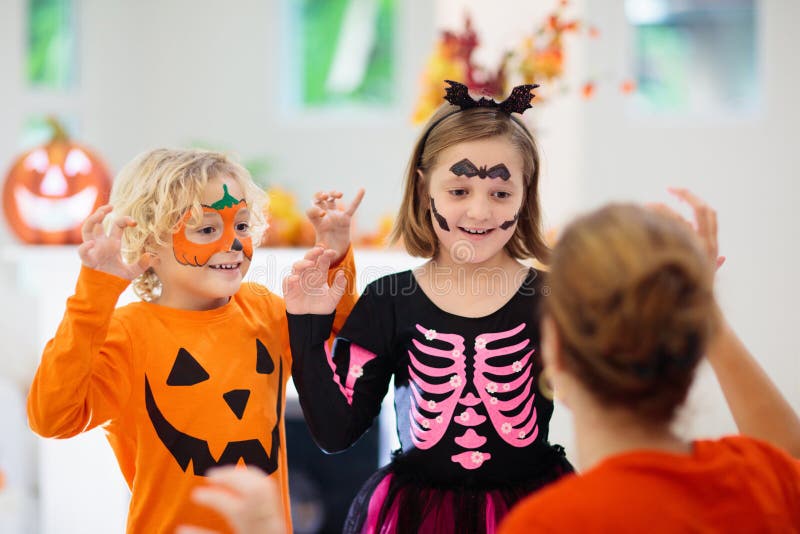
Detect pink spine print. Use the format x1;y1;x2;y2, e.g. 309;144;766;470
473;323;539;447
407;324;466;449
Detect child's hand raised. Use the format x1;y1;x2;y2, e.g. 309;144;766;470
649;188;726;271
78;204;153;281
307;189;365;262
283;245;348;315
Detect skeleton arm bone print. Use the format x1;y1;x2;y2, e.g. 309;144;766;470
287;291;394;453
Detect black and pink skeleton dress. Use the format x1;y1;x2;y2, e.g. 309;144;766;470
288;269;573;534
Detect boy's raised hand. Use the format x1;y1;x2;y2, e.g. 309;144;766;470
307;189;365;262
78;204;152;281
283;245;348;315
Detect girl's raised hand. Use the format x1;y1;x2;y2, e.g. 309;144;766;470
175;466;286;534
78;204;152;280
650;188;726;272
283;245;348;315
307;189;365;261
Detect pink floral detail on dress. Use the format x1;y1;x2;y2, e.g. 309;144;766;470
451;450;492;470
456;407;486;427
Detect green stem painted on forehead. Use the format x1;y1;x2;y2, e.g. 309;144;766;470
208;183;244;210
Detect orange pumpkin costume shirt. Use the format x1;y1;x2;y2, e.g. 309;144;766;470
499;436;800;533
27;249;357;534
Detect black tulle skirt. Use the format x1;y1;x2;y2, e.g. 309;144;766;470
343;444;573;534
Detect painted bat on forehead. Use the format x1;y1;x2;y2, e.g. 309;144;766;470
450;159;511;181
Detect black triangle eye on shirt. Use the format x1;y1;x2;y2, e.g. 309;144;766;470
166;339;274;387
167;348;210;386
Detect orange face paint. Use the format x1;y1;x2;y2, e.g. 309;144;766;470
172;184;253;267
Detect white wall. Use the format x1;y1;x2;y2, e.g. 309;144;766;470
579;1;800;441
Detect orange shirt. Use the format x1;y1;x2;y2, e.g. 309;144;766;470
28;250;357;534
500;436;800;533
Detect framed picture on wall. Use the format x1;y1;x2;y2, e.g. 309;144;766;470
625;0;759;117
283;0;397;111
28;0;77;89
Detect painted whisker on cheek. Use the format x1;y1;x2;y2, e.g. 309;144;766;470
430;198;450;232
499;213;519;230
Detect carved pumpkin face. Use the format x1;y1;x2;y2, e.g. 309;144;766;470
2;140;111;244
145;338;282;476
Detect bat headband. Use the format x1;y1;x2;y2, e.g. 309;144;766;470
416;80;540;167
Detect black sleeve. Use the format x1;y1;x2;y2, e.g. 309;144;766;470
288;283;394;453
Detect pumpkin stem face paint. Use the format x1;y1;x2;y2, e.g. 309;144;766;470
172;184;253;267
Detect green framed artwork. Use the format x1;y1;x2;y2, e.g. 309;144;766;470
27;0;76;89
625;0;758;115
287;0;396;108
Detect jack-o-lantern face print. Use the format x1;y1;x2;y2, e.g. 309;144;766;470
2;142;111;244
172;183;253;267
145;338;282;476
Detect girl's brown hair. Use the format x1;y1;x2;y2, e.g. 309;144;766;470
545;204;717;423
390;104;548;262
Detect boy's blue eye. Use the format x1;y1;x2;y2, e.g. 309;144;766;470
236;222;250;232
199;227;216;235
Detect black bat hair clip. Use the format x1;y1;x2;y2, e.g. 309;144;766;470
443;80;539;115
416;80;540;168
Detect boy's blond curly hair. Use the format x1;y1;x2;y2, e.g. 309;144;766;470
107;148;268;301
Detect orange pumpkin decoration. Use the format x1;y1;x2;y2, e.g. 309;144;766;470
2;118;112;244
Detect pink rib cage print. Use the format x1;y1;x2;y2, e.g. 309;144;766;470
409;323;538;470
